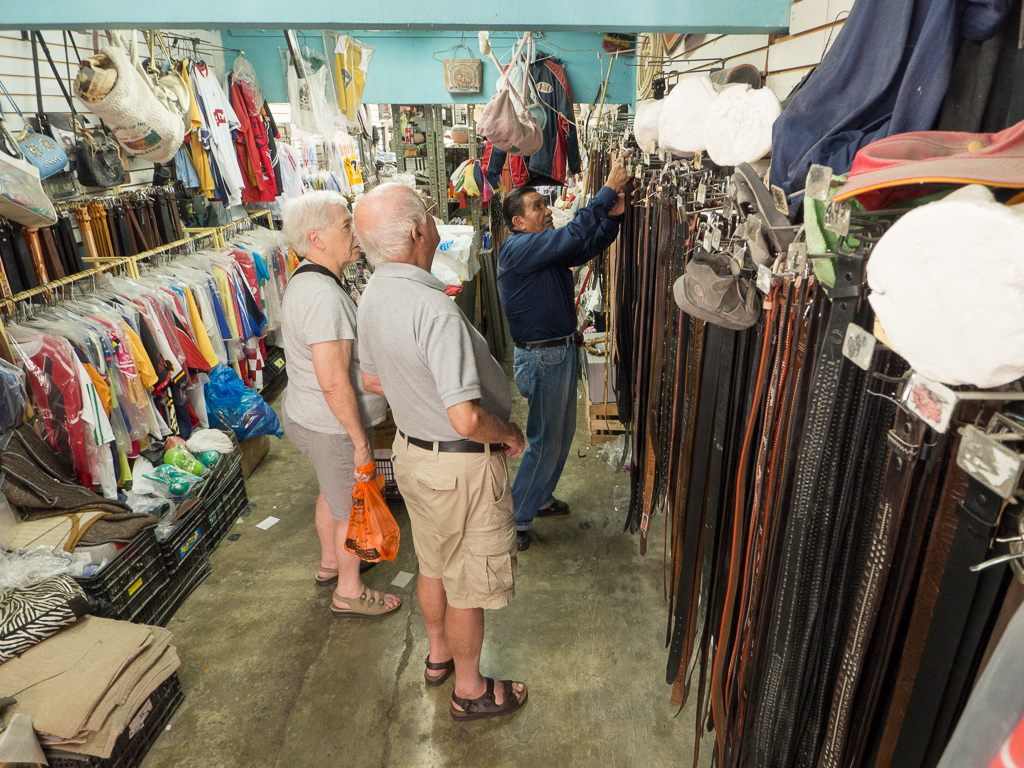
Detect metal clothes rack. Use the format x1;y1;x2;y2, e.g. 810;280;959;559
0;210;273;309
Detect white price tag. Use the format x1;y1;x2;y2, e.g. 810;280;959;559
696;183;707;205
903;372;957;434
805;165;834;202
711;226;722;250
842;324;876;371
756;264;772;294
772;185;789;215
786;242;808;273
957;425;1024;499
824;198;852;237
703;229;714;252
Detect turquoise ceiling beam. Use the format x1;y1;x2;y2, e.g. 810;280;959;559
0;0;791;34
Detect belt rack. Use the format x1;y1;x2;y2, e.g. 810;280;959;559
0;209;273;310
608;142;1024;768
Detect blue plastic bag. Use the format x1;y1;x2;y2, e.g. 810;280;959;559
204;365;283;441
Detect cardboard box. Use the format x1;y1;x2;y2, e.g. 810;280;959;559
374;409;398;450
582;332;617;404
240;435;270;479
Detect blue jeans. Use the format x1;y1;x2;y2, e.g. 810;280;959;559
511;343;579;532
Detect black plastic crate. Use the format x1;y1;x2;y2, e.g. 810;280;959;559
377;457;403;505
46;673;184;768
155;500;209;576
209;470;248;548
260;345;286;390
136;545;212;628
74;530;169;623
199;455;248;551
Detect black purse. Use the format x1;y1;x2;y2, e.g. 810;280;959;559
76;129;125;188
36;31;125;190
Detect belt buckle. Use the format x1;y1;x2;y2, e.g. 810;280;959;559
957;414;1024;501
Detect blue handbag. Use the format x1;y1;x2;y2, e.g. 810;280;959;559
0;78;68;180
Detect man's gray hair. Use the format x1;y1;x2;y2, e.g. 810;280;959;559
356;183;429;266
281;191;350;257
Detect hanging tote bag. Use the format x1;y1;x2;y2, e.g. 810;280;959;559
444;45;483;94
72;30;184;164
33;30;126;189
476;34;543;156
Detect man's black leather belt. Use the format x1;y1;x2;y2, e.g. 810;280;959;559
398;431;502;453
514;331;583;350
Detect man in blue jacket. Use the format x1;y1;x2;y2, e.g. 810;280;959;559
498;150;631;551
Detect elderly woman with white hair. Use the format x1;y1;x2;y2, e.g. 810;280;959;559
280;190;401;619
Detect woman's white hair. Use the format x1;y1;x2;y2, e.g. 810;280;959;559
281;191;350;257
355;183;429;266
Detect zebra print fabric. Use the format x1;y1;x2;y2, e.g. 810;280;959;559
0;574;87;663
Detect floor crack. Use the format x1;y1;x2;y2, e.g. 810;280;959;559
380;610;415;768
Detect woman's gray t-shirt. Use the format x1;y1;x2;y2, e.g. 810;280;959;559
281;271;387;434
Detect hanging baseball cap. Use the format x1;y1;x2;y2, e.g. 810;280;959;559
834;119;1024;208
673;249;760;331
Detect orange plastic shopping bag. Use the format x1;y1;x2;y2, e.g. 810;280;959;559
345;462;400;562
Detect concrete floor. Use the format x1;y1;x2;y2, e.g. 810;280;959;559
143;372;713;768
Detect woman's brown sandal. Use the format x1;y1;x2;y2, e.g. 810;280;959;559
450;678;527;721
424;656;455;687
330;589;401;619
314;567;338;586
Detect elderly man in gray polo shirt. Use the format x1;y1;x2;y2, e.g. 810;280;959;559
355;183;528;722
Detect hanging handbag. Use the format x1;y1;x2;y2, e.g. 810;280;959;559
24;32;82;202
0;78;67;181
75;128;125;189
477;34;543;157
443;45;483;94
73;30;185;164
0;114;58;228
34;31;125;190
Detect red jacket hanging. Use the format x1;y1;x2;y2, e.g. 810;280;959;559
229;78;278;203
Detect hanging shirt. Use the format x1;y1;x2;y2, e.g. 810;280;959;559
276;143;306;202
179;61;217;199
191;62;245;206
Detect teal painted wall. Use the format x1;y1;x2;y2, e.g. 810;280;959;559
222;30;636;106
2;0;791;34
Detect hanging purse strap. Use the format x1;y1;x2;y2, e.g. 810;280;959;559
33;32;78;124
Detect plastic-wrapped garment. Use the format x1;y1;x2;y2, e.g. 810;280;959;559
11;332;91;487
70;357;117;499
334;34;375;122
230;54;264;110
285;46;339;136
204;364;283;440
0;360;28;433
194;285;230;366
